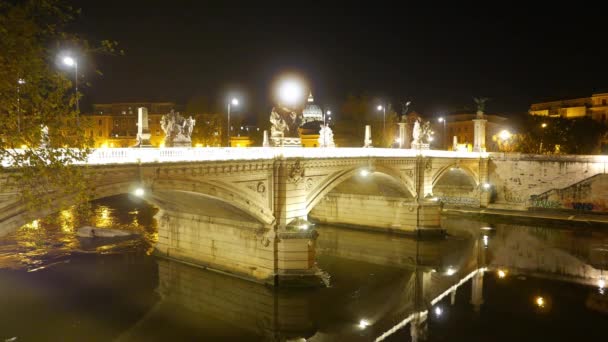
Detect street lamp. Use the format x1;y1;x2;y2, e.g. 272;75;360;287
278;79;304;107
324;109;332;127
499;129;512;152
227;97;239;147
438;117;447;150
377;104;386;143
62;55;79;112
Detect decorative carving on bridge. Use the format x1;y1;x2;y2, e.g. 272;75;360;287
425;159;432;171
288;160;305;184
305;177;314;190
244;181;267;198
257;181;266;194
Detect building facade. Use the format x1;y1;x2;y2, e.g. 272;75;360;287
432;113;508;152
529;93;608;123
84;102;176;148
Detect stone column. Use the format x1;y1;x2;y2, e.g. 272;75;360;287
364;125;372;147
473;118;487;152
136;107;152;147
479;157;490;207
412;156;443;235
452;136;458;151
398;122;410;149
273;158;322;286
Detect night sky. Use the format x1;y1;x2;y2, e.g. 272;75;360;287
68;1;608;118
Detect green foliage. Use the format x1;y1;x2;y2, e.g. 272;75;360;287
506;115;607;154
0;1;117;215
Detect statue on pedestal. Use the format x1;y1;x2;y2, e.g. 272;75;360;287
474;97;489;119
160;110;196;147
269;106;303;146
411;118;432;150
412;119;421;145
318;124;335;147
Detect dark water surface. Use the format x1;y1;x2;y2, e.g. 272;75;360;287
1;195;608;341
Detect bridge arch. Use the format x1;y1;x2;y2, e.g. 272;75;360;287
432;163;480;189
1;178;274;237
149;179;274;225
305;165;415;215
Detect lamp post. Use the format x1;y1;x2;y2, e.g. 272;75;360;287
62;56;78;112
324;109;332;127
322;109;332;147
539;122;547;154
377;104;386;144
17;78;25;132
227;97;239;147
438;117;446;150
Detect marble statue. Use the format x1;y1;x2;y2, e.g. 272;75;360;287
318;124;335;147
160;110;196;147
412;119;421;145
270;105;303;146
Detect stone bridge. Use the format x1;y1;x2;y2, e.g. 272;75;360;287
0;148;490;286
1;147;606;286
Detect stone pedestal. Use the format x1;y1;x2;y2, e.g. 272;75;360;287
275;229;324;287
271;136;301;147
135;107;152;147
263;130;270;147
364;125;372;147
473;119;487;152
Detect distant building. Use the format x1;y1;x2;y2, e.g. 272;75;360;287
529;93;608;123
299;121;323;147
432;113;508;151
83;102;177;147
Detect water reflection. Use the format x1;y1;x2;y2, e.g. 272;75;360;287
2;197;608;341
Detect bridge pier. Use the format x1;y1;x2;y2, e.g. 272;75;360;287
152;190;322;287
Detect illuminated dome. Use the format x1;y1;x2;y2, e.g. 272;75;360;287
302;92;323;123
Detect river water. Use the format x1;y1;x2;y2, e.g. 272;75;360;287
1;195;608;341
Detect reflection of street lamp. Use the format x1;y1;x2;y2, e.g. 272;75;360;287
62;55;79;112
438;117;446;150
377;104;386;143
227;97;239;147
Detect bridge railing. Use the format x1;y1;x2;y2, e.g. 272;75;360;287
85;147;489;164
2;147;491;167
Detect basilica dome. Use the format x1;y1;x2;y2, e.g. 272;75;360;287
302;92;323;123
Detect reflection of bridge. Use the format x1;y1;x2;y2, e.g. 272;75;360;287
2;147;606;286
